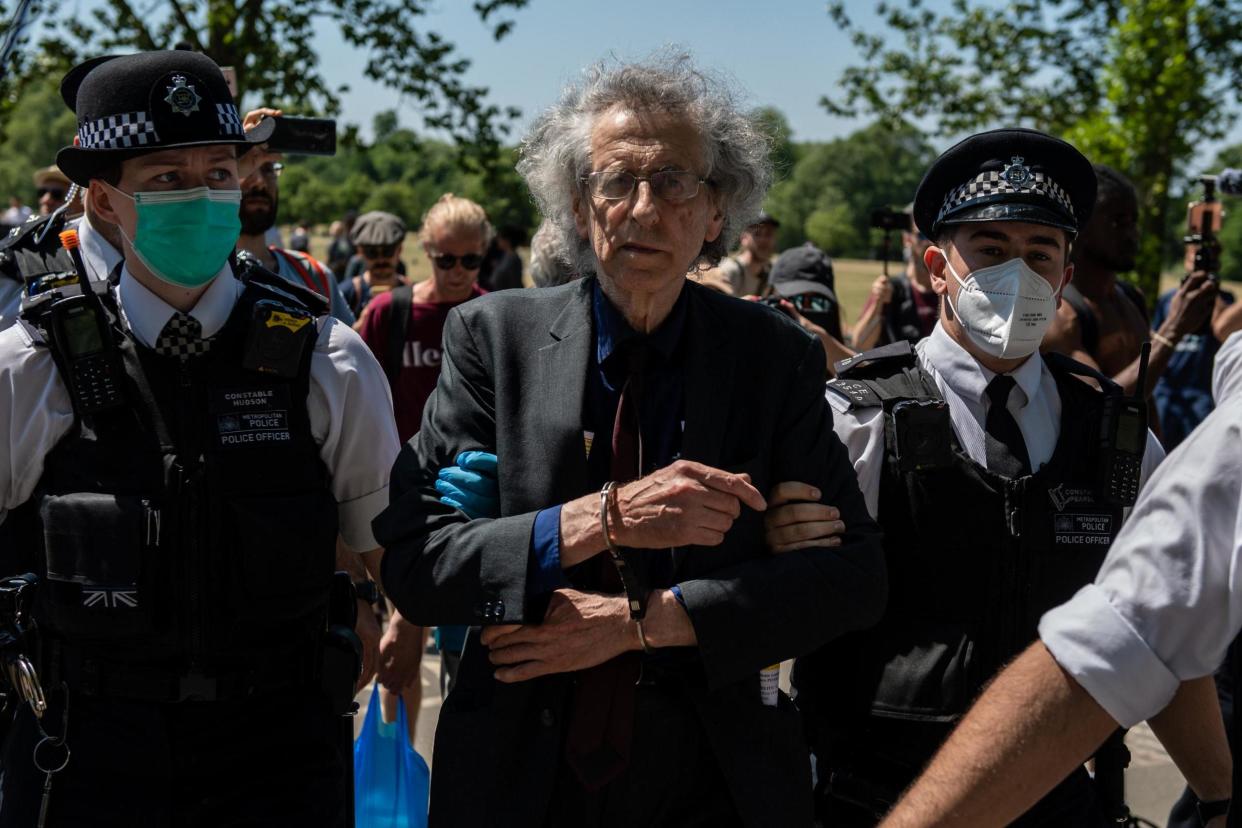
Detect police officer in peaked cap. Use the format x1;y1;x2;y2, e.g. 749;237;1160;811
0;51;404;826
768;128;1169;826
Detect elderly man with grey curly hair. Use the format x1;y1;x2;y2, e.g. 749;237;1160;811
374;51;886;828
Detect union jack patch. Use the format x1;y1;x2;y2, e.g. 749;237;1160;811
82;588;138;609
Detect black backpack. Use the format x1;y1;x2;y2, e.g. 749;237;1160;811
382;284;413;387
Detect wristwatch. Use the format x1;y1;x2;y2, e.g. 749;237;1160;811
352;580;382;605
1197;797;1230;824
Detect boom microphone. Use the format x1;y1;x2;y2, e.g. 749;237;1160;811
1217;168;1242;196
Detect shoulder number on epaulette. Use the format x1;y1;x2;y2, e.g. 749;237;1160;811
827;379;884;409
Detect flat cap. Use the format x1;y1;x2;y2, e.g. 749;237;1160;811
770;242;836;303
350;211;406;246
913;127;1095;239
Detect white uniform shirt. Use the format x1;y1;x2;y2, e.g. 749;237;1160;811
827;322;1165;519
1212;330;1242;404
77;215;123;284
1039;390;1242;727
0;264;400;551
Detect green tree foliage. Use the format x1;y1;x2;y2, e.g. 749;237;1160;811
279;110;537;235
764;121;934;258
824;0;1242;304
1211;145;1242;283
1;0;528;164
0;70;76;203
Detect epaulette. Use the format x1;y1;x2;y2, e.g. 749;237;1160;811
232;251;330;317
0;212;63;253
826;377;885;410
1042;350;1121;396
833;340;916;380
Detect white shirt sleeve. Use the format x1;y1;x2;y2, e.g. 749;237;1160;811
0;279;22;333
307;317;401;551
0;323;75;524
826;386;886;520
1213;331;1242;404
1038;393;1242;727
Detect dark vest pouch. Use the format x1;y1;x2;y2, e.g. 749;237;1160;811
37;493;158;642
214;489;338;647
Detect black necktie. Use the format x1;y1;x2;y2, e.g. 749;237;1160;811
984;374;1031;478
564;342;645;791
153;312;211;361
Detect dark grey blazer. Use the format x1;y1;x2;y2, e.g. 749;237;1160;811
375;277;886;828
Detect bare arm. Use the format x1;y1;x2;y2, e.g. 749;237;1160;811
851;276;892;351
880;642;1119;828
1041;301;1101;370
1147;675;1232;803
1114;272;1219;396
1214;298;1242;343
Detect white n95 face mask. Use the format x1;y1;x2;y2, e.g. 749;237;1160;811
941;254;1062;360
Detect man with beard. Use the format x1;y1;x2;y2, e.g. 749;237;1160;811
342;211;408;324
1042;165;1217;400
234;128;355;325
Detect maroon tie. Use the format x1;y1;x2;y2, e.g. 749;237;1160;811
564;345;644;790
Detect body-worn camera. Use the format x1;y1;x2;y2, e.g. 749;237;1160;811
242;299;316;377
891;399;954;472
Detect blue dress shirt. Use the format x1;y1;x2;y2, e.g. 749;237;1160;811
528;280;688;594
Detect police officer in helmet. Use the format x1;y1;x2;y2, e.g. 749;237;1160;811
772;129;1166;826
0;51;401;825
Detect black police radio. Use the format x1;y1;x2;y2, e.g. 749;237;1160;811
1098;342;1150;507
46;293;124;413
22;229;125;414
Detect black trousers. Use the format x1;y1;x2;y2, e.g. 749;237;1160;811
0;689;347;827
542;684;745;828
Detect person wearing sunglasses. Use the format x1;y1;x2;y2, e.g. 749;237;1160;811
355;192;489;745
764;242;856;374
343;210;409;323
33;165;73;217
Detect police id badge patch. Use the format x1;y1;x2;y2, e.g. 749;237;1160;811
210;385;293;449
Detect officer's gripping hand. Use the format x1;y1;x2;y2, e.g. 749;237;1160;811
435;451;499;519
764;481;845;554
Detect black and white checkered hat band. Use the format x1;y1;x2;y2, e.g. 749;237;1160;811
216;103;243;137
938;170;1074;225
78;111;159;150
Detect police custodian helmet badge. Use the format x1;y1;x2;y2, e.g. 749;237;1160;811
164;75;201;117
1002;156;1033;189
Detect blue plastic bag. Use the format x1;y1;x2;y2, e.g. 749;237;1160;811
354;684;430;828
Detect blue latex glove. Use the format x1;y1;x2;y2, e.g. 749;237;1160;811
435;451;499;519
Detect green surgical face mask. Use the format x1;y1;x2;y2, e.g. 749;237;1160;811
108;185;242;288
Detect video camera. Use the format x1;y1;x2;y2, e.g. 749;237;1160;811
262;116;337;157
870;208;912;233
1183;175;1222;282
869;207;912;279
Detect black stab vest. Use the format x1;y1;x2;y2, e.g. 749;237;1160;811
4;270;338;689
797;349;1124;777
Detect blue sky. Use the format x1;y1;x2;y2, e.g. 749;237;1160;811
311;0;892;144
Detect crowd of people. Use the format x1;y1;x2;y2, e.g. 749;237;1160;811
1;46;1242;828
